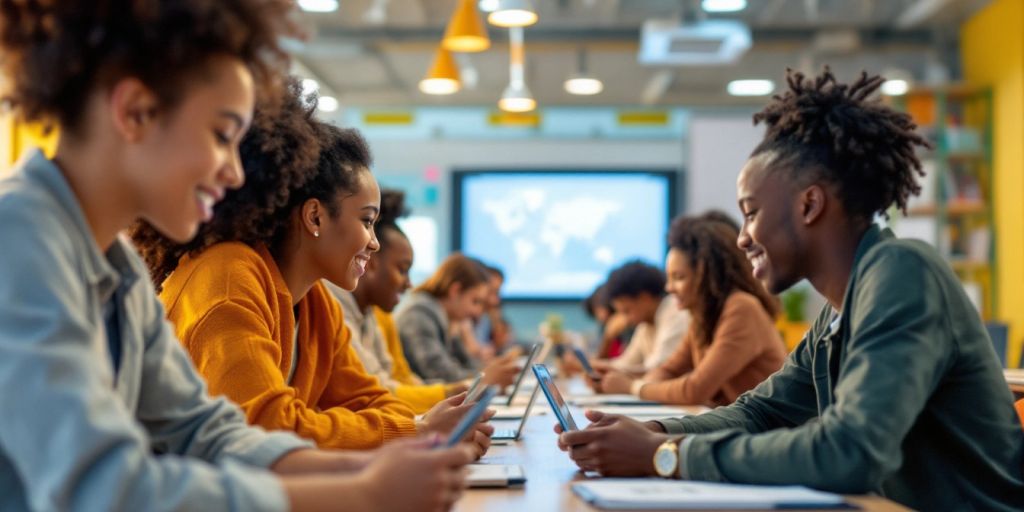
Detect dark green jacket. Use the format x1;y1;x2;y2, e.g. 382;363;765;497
659;226;1024;511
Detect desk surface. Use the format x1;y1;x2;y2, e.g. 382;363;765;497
457;386;909;512
1006;369;1024;398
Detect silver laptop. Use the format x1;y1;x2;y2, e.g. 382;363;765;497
503;343;542;406
491;385;541;441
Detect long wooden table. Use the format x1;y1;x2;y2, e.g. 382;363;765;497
457;385;909;512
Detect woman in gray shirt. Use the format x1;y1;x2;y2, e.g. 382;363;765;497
0;3;471;511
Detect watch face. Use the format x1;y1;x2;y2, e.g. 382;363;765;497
654;444;677;477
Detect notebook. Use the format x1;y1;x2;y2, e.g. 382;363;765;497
569;394;661;407
467;464;527;488
572;479;852;510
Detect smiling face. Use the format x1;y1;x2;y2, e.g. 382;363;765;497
664;248;697;310
312;169;381;291
736;154;805;294
126;56;253;242
362;227;414;312
447;282;489;322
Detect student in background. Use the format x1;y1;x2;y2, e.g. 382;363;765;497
396;253;520;386
556;69;1024;510
0;2;471;511
584;284;632;359
597;214;786;406
474;263;513;355
327;189;468;414
589;261;690;387
132;81;491;455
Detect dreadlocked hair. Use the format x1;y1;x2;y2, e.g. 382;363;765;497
668;215;779;347
751;67;933;221
377;188;410;253
131;77;373;290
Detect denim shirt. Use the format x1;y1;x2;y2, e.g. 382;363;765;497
0;151;312;511
658;225;1024;511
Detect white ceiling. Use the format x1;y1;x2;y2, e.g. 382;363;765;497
292;0;990;108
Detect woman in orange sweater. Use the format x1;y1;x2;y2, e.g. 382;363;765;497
131;82;491;453
600;213;786;406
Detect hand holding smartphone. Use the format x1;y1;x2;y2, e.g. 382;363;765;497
571;347;601;380
444;385;499;448
532;363;578;431
464;372;486;403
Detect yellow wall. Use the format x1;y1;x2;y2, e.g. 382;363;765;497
2;115;58;173
962;0;1024;367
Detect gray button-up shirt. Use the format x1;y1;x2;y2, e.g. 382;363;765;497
0;151;312;511
658;225;1024;511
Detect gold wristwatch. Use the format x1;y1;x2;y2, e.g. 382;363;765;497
653;436;683;478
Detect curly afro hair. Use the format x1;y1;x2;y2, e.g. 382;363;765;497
750;67;933;221
604;260;665;301
131;78;374;289
376;188;410;254
0;0;299;133
668;215;778;347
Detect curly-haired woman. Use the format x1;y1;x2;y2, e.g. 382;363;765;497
556;68;1023;510
0;2;471;511
131;80;493;457
598;213;786;406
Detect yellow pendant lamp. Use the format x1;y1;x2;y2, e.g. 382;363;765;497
443;0;490;52
419;46;461;95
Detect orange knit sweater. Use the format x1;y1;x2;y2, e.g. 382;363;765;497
160;242;417;449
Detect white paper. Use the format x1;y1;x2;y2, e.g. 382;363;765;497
467;464;526;488
572;479;846;509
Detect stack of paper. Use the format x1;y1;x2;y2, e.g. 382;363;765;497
572;479;850;509
468;464;527;488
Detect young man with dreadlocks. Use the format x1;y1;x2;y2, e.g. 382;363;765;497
554;68;1024;510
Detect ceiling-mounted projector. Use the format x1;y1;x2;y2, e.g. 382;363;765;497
638;19;752;66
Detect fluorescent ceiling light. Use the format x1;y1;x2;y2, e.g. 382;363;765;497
317;96;339;112
881;79;910;96
727;79;774;96
478;0;500;12
702;0;747;13
298;0;339;13
564;77;603;95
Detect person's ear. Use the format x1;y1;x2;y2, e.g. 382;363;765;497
109;77;160;143
449;282;463;300
301;199;323;239
799;184;827;226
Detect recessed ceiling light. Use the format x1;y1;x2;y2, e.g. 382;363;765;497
702;0;747;13
727;79;774;96
318;96;339;112
298;0;339;13
881;79;910;96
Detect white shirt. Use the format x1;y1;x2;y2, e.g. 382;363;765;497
612;295;690;374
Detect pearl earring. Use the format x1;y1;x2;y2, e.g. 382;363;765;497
314;230;320;238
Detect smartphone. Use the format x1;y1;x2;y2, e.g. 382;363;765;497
464;372;486;403
445;385;499;448
531;363;578;431
571;347;599;379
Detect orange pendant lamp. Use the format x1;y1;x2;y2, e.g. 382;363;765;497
442;0;490;53
419;46;461;95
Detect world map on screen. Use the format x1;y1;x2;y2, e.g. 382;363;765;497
459;173;671;299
